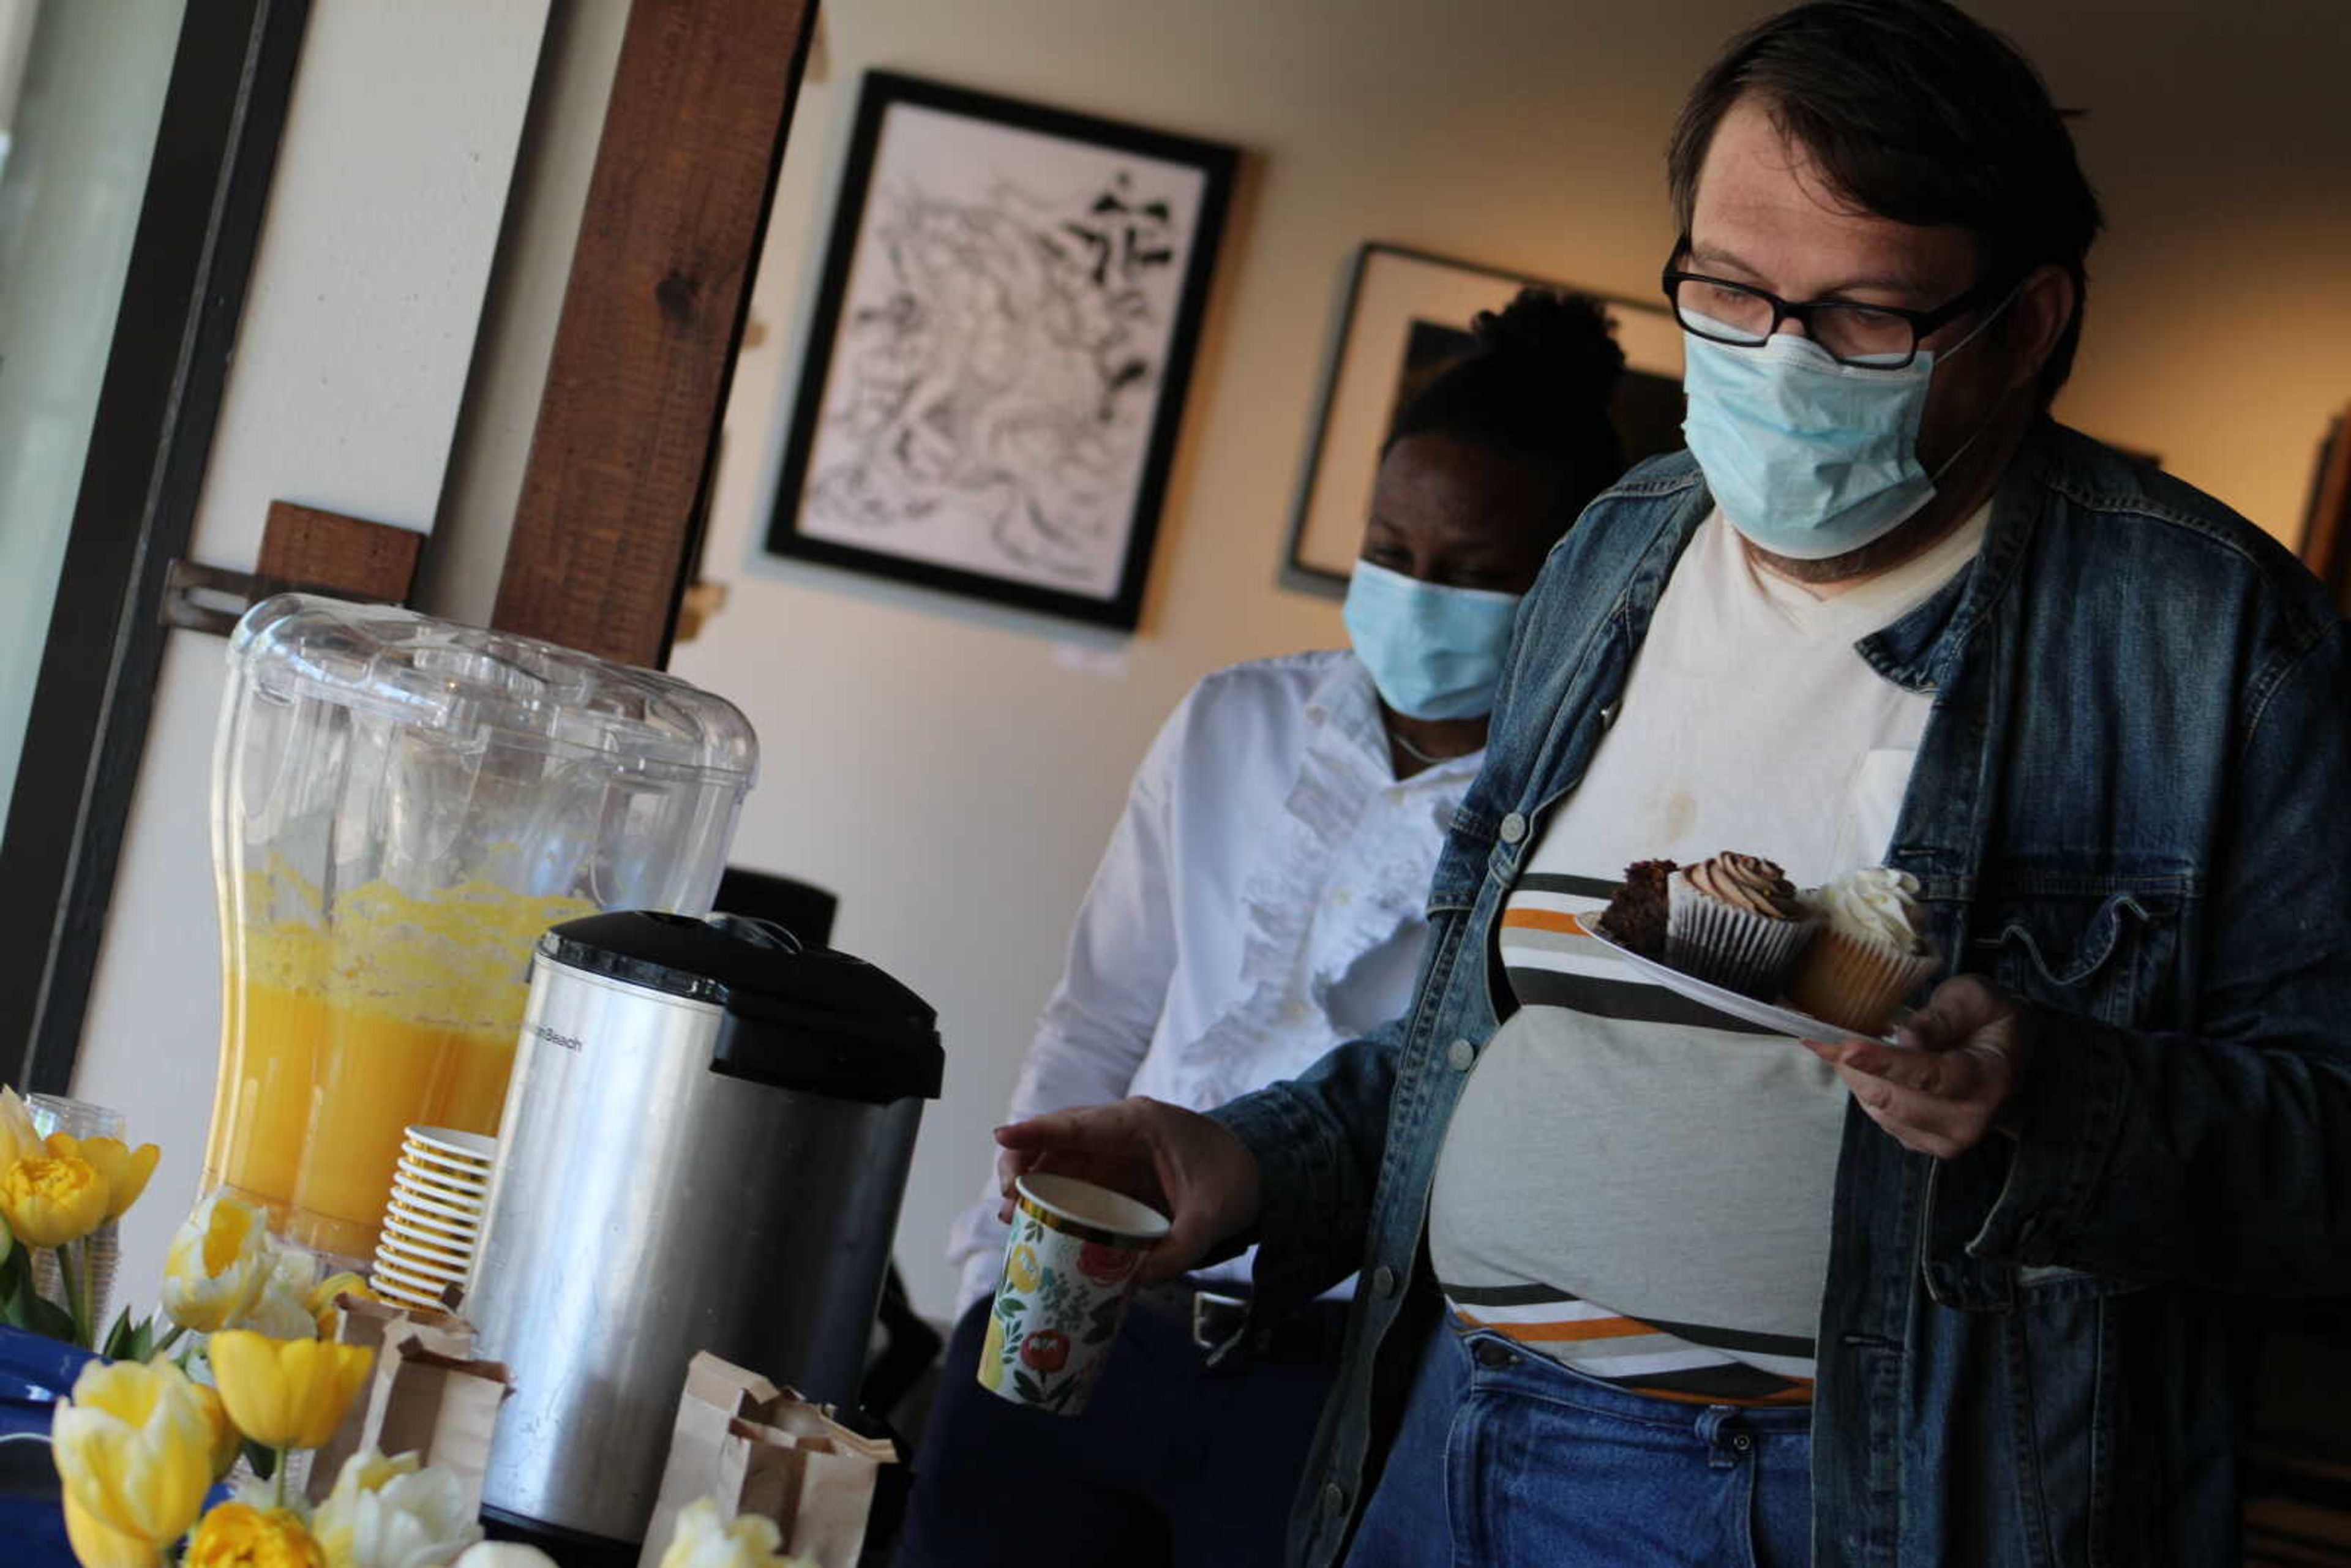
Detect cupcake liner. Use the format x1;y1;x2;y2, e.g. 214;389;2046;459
1666;877;1817;999
1785;926;1940;1033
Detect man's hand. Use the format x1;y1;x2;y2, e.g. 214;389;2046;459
994;1097;1264;1285
1804;974;2032;1160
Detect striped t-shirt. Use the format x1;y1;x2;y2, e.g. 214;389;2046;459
1427;507;1984;1406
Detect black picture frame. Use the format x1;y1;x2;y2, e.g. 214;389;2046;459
0;0;310;1090
765;70;1237;631
1281;242;1689;597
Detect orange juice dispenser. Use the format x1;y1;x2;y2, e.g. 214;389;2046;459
204;596;758;1262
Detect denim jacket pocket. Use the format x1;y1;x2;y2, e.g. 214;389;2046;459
1975;884;2181;1029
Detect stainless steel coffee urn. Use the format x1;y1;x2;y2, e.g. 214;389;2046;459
466;911;942;1556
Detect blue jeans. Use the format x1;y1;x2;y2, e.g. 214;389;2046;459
1344;1320;1813;1567
894;1294;1340;1568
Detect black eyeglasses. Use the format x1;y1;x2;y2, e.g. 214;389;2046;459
1660;247;2011;370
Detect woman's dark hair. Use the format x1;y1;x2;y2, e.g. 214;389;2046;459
1667;0;2102;400
1384;287;1627;541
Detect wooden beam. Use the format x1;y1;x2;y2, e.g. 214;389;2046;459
492;0;816;668
258;500;424;602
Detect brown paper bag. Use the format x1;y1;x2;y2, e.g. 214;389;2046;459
638;1354;789;1565
353;1333;514;1517
637;1354;903;1568
306;1296;479;1503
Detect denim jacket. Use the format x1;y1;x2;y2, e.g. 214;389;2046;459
1210;422;2351;1567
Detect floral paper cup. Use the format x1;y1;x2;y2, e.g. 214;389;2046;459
978;1173;1170;1416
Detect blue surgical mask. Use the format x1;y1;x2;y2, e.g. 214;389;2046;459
1341;560;1522;720
1679;299;2008;560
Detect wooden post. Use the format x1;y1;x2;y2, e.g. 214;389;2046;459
492;0;817;668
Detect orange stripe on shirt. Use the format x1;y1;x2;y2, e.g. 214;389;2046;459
1627;1379;1817;1408
1497;908;1590;936
1455;1310;1654;1343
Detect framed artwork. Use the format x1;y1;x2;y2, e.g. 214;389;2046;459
765;70;1238;630
2297;403;2351;613
1283;242;1689;595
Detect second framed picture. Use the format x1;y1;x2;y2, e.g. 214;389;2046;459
766;70;1238;630
1284;243;1689;593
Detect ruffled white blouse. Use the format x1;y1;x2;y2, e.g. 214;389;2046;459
948;649;1480;1306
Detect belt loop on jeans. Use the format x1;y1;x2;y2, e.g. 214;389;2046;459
1696;1405;1755;1471
1191;1289;1250;1350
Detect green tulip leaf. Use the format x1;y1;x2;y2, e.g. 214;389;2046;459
2;1274;77;1342
101;1305;135;1360
244;1439;278;1481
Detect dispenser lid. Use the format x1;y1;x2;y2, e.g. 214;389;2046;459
539;911;942;1104
231;596;757;787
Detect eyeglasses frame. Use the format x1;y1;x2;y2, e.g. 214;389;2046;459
1659;241;2016;370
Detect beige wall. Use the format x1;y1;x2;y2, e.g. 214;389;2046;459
69;0;552;1306
674;0;2351;1321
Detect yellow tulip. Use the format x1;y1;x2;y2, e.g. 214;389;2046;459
306;1270;375;1340
188;1379;244;1482
659;1497;806;1568
47;1133;161;1221
185;1502;326;1568
0;1084;43;1169
62;1487;164;1568
2;1153;110;1248
50;1356;215;1551
209;1332;375;1451
161;1195;272;1334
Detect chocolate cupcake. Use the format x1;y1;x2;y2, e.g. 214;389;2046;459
1599;859;1676;958
1787;867;1940;1033
1664;852;1816;998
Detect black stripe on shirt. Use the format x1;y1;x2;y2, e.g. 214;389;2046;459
1442;1281;1580;1307
1635;1318;1818;1359
1514;872;1620;898
1503;966;1782;1037
1614;1361;1811;1400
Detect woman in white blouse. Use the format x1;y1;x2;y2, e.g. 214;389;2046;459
898;291;1631;1568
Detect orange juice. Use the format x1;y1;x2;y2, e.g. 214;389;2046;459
205;873;593;1261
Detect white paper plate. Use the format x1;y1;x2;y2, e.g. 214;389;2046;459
383;1203;479;1241
383;1213;479;1241
400;1138;493;1177
386;1181;486;1226
369;1275;443;1310
376;1242;468;1282
1584;921;1907;1049
372;1255;465;1296
377;1225;473;1264
405;1125;496;1161
394;1156;489;1197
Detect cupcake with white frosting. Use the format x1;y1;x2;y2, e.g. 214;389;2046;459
1787;866;1940;1033
1664;852;1818;999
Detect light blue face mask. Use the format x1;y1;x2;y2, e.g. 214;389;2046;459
1679;299;2010;560
1340;560;1523;721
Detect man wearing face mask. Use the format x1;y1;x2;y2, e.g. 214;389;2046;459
895;292;1630;1568
995;3;2351;1565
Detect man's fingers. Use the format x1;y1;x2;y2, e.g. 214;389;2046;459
1834;1040;1990;1099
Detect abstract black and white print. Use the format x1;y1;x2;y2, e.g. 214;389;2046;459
797;103;1209;600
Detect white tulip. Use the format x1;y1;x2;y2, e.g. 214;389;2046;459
659;1497;812;1568
313;1448;484;1568
451;1545;561;1568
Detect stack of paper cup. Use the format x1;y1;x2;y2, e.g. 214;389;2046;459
372;1126;494;1311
